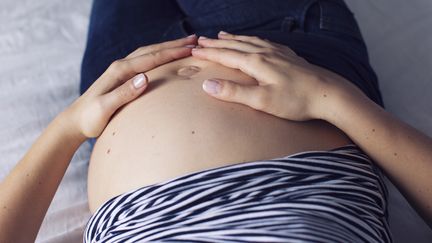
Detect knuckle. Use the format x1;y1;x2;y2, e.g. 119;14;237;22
253;89;270;110
118;86;133;101
137;46;149;54
273;50;285;59
296;56;307;63
109;59;127;74
150;50;163;60
227;83;238;98
135;46;146;53
229;33;238;38
147;51;162;65
109;59;122;70
148;51;157;58
219;82;235;98
251;36;261;41
153;51;162;58
283;46;297;55
248;53;266;66
261;47;273;54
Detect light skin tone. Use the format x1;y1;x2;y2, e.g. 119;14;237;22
0;31;431;241
194;31;432;228
0;35;198;243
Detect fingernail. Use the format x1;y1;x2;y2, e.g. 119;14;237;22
198;36;208;40
185;44;196;48
133;73;146;89
203;79;221;94
219;31;228;35
186;34;196;38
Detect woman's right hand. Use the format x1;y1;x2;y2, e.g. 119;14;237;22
65;35;197;139
192;32;366;122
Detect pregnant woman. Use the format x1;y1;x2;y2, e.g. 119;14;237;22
1;0;431;242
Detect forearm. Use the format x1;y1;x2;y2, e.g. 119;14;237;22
0;37;194;243
0;112;85;243
323;86;432;227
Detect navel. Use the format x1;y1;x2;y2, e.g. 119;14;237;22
176;65;201;77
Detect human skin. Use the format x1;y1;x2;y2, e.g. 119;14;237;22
192;32;432;228
0;37;198;243
87;54;351;212
1;33;431;242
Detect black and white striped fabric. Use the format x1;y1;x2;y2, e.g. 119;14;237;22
84;144;392;242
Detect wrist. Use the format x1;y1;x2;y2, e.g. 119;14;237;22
312;76;370;123
53;110;87;146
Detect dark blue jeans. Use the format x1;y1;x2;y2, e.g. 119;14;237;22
81;0;384;107
80;4;390;236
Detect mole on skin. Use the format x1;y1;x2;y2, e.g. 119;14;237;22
177;66;201;77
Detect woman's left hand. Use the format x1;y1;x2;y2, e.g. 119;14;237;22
64;36;197;139
192;32;365;122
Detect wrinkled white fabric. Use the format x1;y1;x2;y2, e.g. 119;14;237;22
0;0;92;242
0;0;430;242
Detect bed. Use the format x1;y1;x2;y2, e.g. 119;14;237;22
0;0;430;242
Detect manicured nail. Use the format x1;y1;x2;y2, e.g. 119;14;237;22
133;73;146;89
186;34;196;38
203;79;221;94
198;36;208;40
185;44;196;48
219;31;229;35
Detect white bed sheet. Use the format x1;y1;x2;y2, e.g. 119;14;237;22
0;0;92;242
346;1;432;242
0;0;430;242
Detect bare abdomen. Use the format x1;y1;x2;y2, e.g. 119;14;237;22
87;56;352;213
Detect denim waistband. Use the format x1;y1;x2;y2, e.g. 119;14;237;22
173;0;354;34
164;0;383;107
81;0;384;108
181;0;306;33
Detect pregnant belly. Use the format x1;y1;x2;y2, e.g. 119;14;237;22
87;56;352;213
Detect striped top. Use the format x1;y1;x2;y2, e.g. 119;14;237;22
84;144;392;242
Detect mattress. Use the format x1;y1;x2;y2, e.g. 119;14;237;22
0;0;430;242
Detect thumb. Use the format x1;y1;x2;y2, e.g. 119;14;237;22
102;73;148;112
202;79;266;110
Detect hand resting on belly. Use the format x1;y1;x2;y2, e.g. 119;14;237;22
88;54;352;212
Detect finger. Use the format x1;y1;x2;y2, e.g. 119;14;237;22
126;35;197;59
191;47;270;84
217;31;273;48
198;36;263;53
97;46;192;93
202;78;269;111
218;31;291;52
100;73;148;113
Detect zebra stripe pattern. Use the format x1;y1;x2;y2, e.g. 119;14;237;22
84;144;392;242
